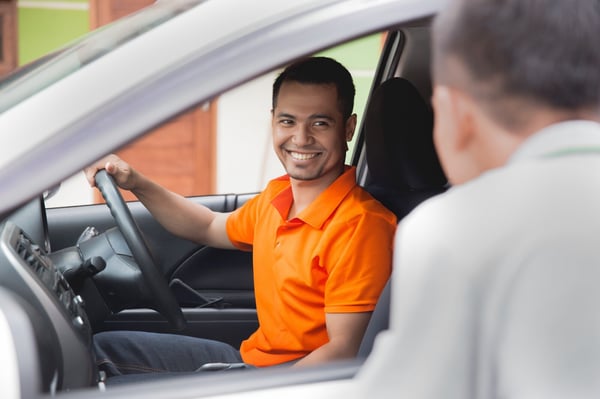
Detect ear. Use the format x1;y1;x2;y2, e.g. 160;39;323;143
453;89;479;151
433;85;477;151
345;113;357;142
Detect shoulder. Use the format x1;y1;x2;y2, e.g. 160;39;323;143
318;186;397;244
393;163;538;282
342;185;398;225
400;166;509;229
394;174;500;265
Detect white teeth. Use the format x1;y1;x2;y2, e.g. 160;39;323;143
290;151;318;160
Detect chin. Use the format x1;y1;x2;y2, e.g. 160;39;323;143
288;172;321;181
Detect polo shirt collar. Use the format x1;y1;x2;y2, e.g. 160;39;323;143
509;120;600;163
271;166;357;229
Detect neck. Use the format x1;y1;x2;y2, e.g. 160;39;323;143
288;167;344;219
477;108;600;172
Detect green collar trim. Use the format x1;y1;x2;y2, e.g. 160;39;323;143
543;147;600;158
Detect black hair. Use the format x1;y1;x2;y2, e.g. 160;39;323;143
272;57;355;119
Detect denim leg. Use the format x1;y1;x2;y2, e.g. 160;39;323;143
93;331;243;377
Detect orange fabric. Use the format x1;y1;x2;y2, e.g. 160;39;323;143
226;167;397;367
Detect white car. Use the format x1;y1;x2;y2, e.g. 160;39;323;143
0;0;447;398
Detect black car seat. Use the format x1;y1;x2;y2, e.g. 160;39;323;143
363;77;447;220
358;77;447;358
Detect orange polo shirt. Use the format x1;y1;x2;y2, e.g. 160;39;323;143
226;166;397;366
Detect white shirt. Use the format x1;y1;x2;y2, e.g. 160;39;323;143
358;121;600;399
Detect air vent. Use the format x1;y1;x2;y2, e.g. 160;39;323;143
16;234;57;290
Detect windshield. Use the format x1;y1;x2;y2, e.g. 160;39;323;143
0;0;204;114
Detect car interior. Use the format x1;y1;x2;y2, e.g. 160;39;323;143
0;20;448;397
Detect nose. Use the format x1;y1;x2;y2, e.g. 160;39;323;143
291;123;313;146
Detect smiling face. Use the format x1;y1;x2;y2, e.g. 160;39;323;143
272;81;356;187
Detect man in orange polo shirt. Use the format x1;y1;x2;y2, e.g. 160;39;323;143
87;57;396;375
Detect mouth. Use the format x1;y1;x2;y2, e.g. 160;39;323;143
287;150;321;161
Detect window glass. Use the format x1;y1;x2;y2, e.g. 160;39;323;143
45;33;383;208
316;33;384;161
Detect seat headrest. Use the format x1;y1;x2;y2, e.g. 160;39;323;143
365;77;447;190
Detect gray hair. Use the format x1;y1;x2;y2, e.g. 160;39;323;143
432;0;600;128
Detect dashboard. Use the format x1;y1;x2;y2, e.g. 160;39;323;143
7;195;51;253
0;197;97;392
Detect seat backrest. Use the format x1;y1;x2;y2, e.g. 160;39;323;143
358;77;447;358
364;77;447;220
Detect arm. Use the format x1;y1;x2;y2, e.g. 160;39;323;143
291;208;396;367
293;312;372;367
84;154;235;249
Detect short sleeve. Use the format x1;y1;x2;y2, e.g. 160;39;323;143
226;194;261;252
323;211;396;313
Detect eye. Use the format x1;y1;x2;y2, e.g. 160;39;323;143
278;119;295;126
313;120;330;128
277;119;296;128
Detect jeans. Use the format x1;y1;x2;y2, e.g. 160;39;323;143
93;330;244;377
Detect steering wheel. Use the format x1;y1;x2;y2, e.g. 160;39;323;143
95;170;186;330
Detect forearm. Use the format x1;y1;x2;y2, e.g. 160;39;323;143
131;171;234;248
293;312;372;368
293;340;359;368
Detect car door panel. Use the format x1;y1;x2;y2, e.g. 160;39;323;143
171;246;255;308
46;193;257;345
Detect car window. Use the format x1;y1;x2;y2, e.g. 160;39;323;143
45;33;383;208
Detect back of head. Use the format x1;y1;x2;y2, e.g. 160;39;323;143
272;57;355;119
432;0;600;129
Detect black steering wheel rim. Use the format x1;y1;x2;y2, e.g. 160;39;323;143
95;170;185;330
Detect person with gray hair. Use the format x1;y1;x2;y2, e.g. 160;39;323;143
359;0;600;397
